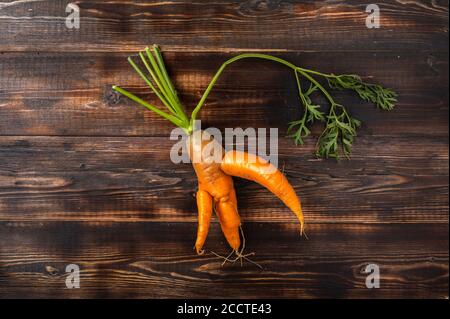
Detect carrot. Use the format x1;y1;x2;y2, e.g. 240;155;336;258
195;189;213;255
221;151;305;235
215;187;241;250
113;45;397;262
188;130;241;252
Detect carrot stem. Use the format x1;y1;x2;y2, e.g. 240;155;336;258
145;47;189;126
130;56;175;115
113;46;396;158
153;45;182;107
190;53;298;130
112;85;183;128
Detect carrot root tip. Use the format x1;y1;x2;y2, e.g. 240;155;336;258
194;244;206;256
300;223;309;240
210;226;263;269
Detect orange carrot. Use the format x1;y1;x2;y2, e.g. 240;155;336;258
115;46;397;260
221;150;305;235
195;189;213;255
215;187;241;250
188;131;241;252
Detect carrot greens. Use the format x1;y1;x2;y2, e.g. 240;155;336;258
113;45;397;159
113;45;189;131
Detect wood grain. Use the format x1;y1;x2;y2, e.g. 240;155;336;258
0;222;448;298
0;51;448;136
0;0;448;299
0;136;447;224
0;0;448;52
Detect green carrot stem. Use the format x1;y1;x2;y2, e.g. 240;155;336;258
296;69;337;106
297;68;338;79
140;51;179;115
141;50;189;125
114;47;396;158
112;85;183;127
130;55;176;115
151;46;189;124
144;48;180;112
189;53;346;130
190;53;299;130
295;70;307;106
153;45;182;107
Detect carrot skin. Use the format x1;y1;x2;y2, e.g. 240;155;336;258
188;131;242;251
195;189;213;254
221;150;305;234
215;188;241;251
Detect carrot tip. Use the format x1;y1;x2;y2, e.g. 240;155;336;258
300;224;309;240
194;244;205;256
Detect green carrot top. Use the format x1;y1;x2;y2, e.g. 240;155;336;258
113;45;397;159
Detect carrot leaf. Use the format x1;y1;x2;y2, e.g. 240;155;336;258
113;46;190;133
113;47;397;159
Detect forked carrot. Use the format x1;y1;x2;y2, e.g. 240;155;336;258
188;130;242;253
113;45;397;263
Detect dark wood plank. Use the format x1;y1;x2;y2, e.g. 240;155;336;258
0;221;447;298
0;136;447;224
0;51;448;136
0;0;448;300
0;0;447;52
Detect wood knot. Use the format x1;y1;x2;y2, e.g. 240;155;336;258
103;85;122;106
359;264;370;274
238;0;287;15
45;266;59;276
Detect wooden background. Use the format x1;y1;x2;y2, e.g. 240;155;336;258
0;0;448;299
